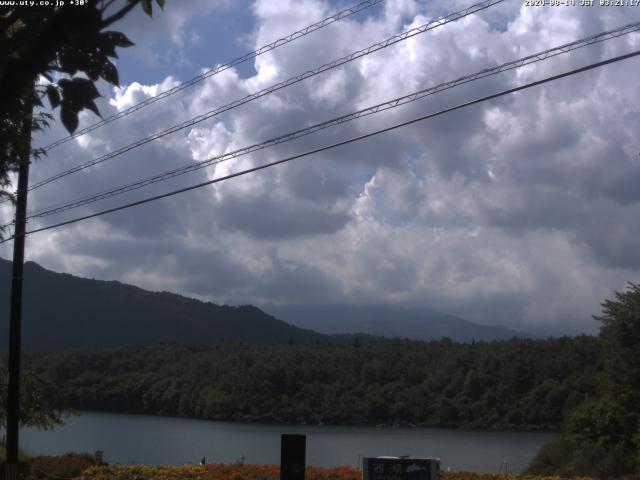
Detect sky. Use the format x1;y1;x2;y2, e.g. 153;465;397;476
2;0;640;336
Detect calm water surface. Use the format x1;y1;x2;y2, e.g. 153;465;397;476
21;412;556;473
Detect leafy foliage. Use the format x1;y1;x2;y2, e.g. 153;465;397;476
596;282;640;409
0;443;31;478
527;283;640;478
0;443;30;464
24;336;600;431
0;364;66;430
0;0;164;209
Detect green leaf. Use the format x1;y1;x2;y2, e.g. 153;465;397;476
103;31;134;48
46;85;60;109
155;0;165;9
141;0;152;16
58;78;100;105
101;61;119;86
84;60;102;82
98;33;119;58
69;78;101;101
6;18;24;38
60;104;79;133
57;47;82;76
85;100;101;118
59;78;102;121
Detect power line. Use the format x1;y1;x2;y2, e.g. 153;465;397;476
28;0;502;191
3;48;638;244
39;0;387;152
24;0;504;193
23;20;640;221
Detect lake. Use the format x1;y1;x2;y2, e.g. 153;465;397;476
20;412;556;474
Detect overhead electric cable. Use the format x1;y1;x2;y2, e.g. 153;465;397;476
2;48;637;244
40;0;387;152
23;20;640;221
24;0;504;193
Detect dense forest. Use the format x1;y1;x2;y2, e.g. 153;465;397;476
24;336;600;431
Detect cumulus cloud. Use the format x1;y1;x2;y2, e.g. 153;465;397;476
3;0;640;335
108;0;233;68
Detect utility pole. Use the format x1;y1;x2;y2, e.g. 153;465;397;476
5;95;33;480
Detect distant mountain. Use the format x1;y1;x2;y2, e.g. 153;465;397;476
261;304;535;342
0;258;330;351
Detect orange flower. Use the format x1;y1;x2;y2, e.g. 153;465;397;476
80;463;595;480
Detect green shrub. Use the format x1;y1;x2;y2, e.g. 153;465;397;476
0;443;31;480
0;443;31;464
526;436;637;478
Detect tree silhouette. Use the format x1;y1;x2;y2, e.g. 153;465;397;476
0;0;165;208
0;0;166;432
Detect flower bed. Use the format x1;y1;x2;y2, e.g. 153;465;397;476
78;464;595;480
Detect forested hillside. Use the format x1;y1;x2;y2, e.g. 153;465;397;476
25;336;600;430
0;259;328;350
0;259;531;347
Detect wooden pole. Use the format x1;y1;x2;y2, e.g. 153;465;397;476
5;95;32;480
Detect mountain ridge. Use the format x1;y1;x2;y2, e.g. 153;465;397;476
262;304;536;342
1;257;533;351
0;257;329;351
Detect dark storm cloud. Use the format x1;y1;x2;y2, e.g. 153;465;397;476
215;190;351;239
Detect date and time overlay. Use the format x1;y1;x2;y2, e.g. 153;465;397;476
3;0;640;7
525;0;639;6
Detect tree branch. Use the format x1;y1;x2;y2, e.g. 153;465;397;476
100;0;140;29
99;0;120;14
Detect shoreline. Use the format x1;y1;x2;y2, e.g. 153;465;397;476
66;409;561;434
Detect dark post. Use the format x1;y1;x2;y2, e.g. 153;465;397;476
280;434;306;480
5;96;32;480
